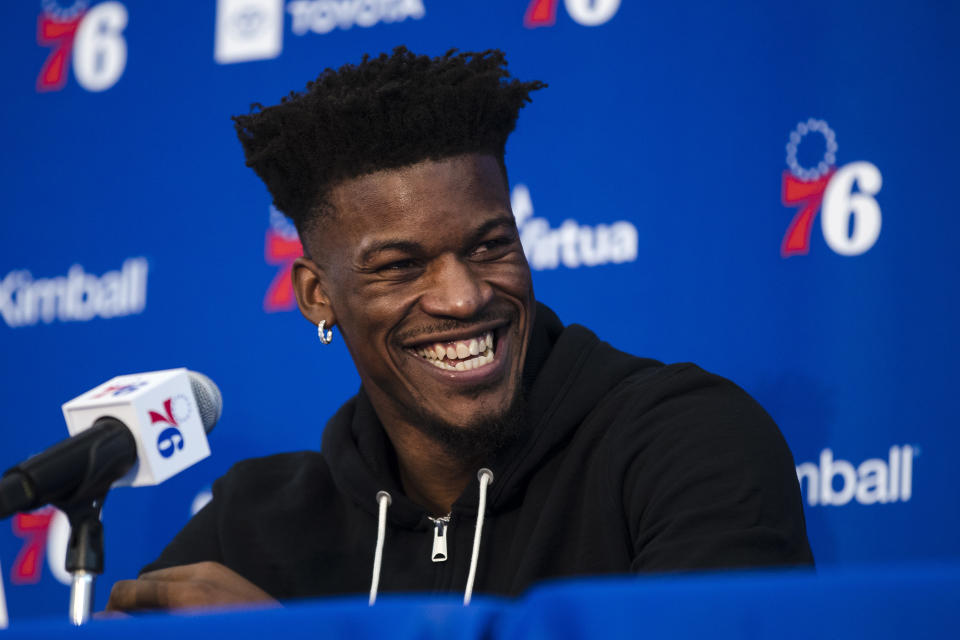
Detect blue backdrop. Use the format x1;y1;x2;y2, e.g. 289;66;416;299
1;0;957;620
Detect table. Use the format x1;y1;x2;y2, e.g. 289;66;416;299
2;563;957;638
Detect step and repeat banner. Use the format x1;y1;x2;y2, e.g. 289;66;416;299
1;0;957;621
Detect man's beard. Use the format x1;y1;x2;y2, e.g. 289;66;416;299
411;391;529;463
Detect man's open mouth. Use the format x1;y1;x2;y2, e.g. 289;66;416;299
407;330;495;371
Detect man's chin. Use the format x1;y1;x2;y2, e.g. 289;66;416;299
411;394;529;463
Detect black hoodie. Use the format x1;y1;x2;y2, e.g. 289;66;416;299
143;304;813;599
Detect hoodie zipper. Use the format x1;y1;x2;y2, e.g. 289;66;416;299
428;514;451;563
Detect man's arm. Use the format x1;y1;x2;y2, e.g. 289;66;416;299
620;369;813;572
107;474;278;612
137;497;224;574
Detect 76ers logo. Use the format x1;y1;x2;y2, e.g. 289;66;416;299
36;0;128;93
149;396;190;458
524;0;620;27
781;119;883;257
263;206;302;312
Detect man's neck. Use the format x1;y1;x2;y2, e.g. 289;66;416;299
384;423;479;516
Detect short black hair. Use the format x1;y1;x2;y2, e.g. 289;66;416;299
232;46;546;235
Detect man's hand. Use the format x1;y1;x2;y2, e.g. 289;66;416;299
105;561;280;613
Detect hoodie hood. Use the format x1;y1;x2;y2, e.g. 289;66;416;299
320;302;661;529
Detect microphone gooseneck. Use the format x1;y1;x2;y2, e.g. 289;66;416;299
0;417;136;519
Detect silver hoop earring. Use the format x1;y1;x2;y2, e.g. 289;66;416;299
317;320;334;345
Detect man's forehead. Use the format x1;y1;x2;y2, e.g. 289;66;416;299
328;155;507;208
321;155;513;248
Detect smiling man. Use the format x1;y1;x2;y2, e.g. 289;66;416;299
300;154;536;506
106;48;812;612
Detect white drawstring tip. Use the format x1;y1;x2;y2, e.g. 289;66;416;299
464;468;495;605
369;491;392;606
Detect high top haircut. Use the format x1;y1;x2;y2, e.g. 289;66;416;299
233;46;546;240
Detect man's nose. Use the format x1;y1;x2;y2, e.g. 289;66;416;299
419;254;493;319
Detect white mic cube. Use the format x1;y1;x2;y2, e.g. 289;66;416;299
61;368;211;487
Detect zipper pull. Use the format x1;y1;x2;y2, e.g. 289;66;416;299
431;518;448;563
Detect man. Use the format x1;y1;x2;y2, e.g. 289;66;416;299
106;47;812;612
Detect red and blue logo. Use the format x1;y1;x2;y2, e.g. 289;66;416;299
91;381;147;398
524;0;620;28
149;396;190;459
36;0;128;93
263;207;302;313
781;119;883;257
10;508;57;584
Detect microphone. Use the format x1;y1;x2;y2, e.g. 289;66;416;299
0;369;221;519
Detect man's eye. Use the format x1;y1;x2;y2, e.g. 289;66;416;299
472;237;513;256
379;259;416;272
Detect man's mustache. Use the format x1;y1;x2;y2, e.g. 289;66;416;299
393;309;514;344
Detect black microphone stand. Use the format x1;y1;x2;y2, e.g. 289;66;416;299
47;417;137;625
59;497;106;625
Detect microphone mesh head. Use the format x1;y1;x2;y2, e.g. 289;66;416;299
188;371;222;434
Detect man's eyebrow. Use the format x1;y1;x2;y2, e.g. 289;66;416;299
357;215;517;264
467;215;518;243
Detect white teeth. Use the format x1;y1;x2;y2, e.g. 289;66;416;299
412;330;497;371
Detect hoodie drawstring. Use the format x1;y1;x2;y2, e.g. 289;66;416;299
367;468;495;606
463;468;494;605
369;490;392;605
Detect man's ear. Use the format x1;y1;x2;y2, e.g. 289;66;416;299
291;257;336;328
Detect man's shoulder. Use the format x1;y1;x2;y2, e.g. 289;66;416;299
214;450;331;502
549;317;748;407
600;360;778;440
536;314;779;449
227;449;326;470
566;349;786;470
611;360;762;408
603;362;813;569
592;359;797;501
